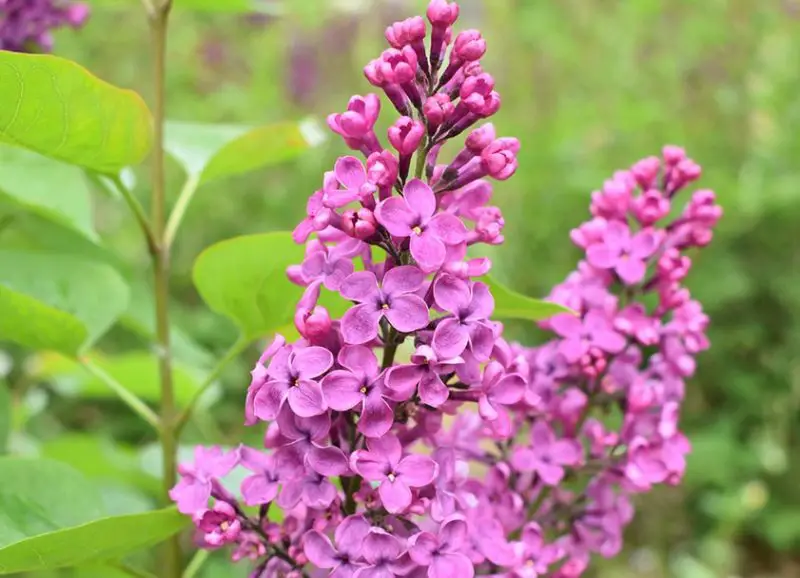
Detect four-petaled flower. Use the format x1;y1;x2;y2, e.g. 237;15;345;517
340;266;430;345
301;238;363;291
385;345;463;406
169;445;239;514
351;435;438;513
586;221;660;285
321;345;395;438
303;515;370;578
353;529;406;578
252;345;333;419
432;275;495;361
477;361;525;437
511;422;583;485
550;311;627;364
376;179;467;272
408;516;475;578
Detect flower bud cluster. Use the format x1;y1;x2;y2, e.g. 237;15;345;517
0;0;89;52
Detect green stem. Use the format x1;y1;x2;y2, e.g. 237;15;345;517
164;174;200;249
174;336;248;434
111;174;158;254
181;549;210;578
80;359;160;431
413;137;428;179
146;1;180;577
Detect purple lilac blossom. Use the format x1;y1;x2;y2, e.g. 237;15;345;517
0;0;89;52
171;2;722;576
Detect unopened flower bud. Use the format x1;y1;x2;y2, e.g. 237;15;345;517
662;145;686;166
427;0;460;26
466;123;496;153
367;150;399;188
423;93;454;129
342;208;378;240
378;47;418;85
480;138;519;180
388;116;425;155
385;16;426;47
631;156;660;188
632;189;670;225
454;29;486;62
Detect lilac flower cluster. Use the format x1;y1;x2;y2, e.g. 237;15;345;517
0;0;89;52
171;2;722;576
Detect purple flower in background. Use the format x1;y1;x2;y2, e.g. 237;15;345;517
300;237;363;291
321;345;394;438
432;275;495;360
303;515;370;578
170;446;239;514
477;361;524;434
340;266;429;344
323;156;379;209
512;422;583;485
239;446;281;506
376;179;467;272
252;345;333;419
351;435;437;513
274;408;349;477
195;501;241;547
586;221;661;284
408;517;474;578
0;0;89;52
550;310;627;363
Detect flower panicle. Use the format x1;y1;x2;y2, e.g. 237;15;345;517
170;2;722;577
0;0;89;53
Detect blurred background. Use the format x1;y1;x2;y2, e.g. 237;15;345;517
3;0;799;576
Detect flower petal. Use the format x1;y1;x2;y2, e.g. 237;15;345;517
321;370;365;411
384;364;423;400
550;313;583;338
385;295;429;333
309;445;350;476
432;318;469;359
241;474;279;506
361;529;403;564
397;455;437;487
379;478;413;513
341;303;382;345
382;265;425;295
340;271;380;302
303;530;339;569
358;395;394;438
489;373;525;405
293;347;334;379
403;178;436;220
408;532;438;566
366;434;403;467
336;515;371;558
433;275;471;314
431;553;474;578
427;212;467;244
439;517;468;551
465;281;494;320
586;242;619;269
418;374;449;407
410;231;446;272
288;380;327;417
616;257;647;285
253;380;289;421
335;155;367;189
375;197;415;237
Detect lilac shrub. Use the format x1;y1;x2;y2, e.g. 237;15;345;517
0;0;89;52
171;1;722;576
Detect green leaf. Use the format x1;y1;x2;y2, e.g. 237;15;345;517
0;506;189;574
0;458;105;549
0;51;152;172
31;351;210;407
0;146;95;240
0;252;129;355
483;275;573;321
192;232;348;341
173;0;280;13
165;119;325;185
0;383;9;454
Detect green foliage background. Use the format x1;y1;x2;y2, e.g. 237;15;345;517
1;0;798;576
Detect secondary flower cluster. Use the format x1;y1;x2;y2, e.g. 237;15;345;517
170;2;722;577
0;0;89;52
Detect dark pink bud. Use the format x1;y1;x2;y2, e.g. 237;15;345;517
454;29;486;62
590;177;632;219
657;248;692;282
663;145;686;166
363;59;385;87
460;72;495;101
686;189;722;225
570;217;608;249
674;158;702;183
388;117;425;155
378;47;418;85
385;16;426;47
285;264;306;286
632;189;671;225
427;0;460;25
480;138;519;180
631;156;661;188
474;206;505;244
466;123;496;152
327;94;380;139
342;208;377;240
422;94;454;128
367;150;399;187
305;306;332;339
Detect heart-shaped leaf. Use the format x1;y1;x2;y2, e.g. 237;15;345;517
483;275;573;321
192;232;348;342
0;252;129;355
0;146;95;240
165;118;325;185
0;51;152;172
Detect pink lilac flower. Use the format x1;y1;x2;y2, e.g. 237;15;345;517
354;529;407;578
0;0;89;52
195;501;241;547
251;345;333;419
321;345;395;438
432;275;494;360
384;345;463;407
409;517;474;578
350;435;437;513
303;515;370;578
170;446;239;514
376;179;467;272
585;220;661;284
511;422;583;486
339;266;429;344
550;310;627;364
